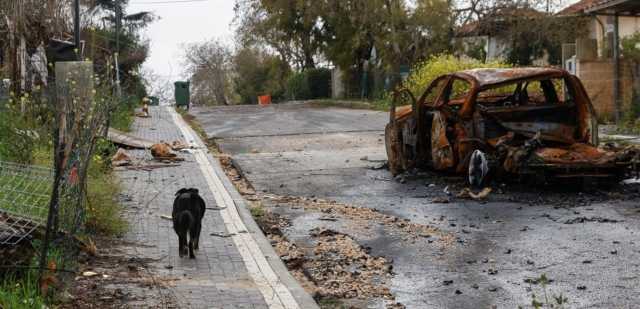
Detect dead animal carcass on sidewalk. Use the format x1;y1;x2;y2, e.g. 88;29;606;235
385;68;640;185
151;143;184;161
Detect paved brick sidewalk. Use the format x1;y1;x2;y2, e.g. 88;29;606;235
115;107;308;309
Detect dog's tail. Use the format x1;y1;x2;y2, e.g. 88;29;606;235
177;210;194;232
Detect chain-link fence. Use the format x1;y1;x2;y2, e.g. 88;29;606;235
35;61;113;276
0;161;52;246
0;61;116;288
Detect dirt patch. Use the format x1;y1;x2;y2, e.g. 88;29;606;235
217;148;452;245
308;228;392;299
257;211;404;308
263;194;454;245
61;237;177;308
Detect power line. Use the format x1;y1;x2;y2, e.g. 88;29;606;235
129;0;210;4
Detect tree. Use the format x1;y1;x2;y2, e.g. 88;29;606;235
234;0;323;69
621;32;640;122
314;0;452;93
232;46;291;104
183;39;232;106
455;0;588;65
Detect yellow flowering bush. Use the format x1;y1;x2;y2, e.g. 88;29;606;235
403;54;511;98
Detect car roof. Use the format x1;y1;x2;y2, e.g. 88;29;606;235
455;67;567;89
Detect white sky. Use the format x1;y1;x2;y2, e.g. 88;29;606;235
127;0;236;84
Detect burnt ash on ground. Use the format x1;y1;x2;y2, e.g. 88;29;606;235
394;168;640;208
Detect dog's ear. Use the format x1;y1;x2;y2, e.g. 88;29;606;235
175;188;189;196
188;188;199;194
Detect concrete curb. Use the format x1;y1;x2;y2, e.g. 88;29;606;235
206;153;320;309
170;107;319;309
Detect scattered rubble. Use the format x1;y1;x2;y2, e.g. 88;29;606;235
107;128;155;149
111;148;132;167
170;140;189;151
62;237;177;308
262;194;453;244
308;228;393;299
457;187;492;200
255;209;399;305
563;217;620;224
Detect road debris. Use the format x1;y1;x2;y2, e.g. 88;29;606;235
120;163;182;171
210;232;234;238
263;194;453;243
457;187;492;200
64;237;177;308
82;271;99;277
107;128;155;149
368;161;389;170
309;228;393;299
170;140;189;150
431;197;450;203
111;148;132;167
563;217;620;224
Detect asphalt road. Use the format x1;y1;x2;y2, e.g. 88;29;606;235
192;102;640;309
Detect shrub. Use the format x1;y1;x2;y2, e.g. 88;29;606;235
306;68;332;99
286;68;332;101
0;107;37;164
286;72;311;100
109;97;136;132
85;167;127;236
233;47;291;104
403;54;511;98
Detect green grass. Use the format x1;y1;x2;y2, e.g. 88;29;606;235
308;98;392;112
84;167;127;236
0;241;65;308
110;103;135;132
0;272;47;309
306;99;383;110
249;205;265;218
318;297;348;309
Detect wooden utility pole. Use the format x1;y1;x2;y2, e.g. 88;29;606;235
74;0;80;59
613;13;621;124
114;0;122;97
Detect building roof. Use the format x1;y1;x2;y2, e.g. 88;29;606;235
455;7;545;37
558;0;600;15
455;67;567;88
559;0;640;15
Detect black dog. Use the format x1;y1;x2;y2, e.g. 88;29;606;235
172;188;206;259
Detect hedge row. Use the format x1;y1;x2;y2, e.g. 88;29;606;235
286;68;331;100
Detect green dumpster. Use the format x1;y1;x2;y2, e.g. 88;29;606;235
148;96;159;106
174;81;190;107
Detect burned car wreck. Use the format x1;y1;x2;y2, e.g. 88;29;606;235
385;68;640;185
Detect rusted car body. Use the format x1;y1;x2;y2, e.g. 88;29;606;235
385;67;640;183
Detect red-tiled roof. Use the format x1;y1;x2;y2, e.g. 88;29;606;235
558;0;600;15
558;0;635;15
